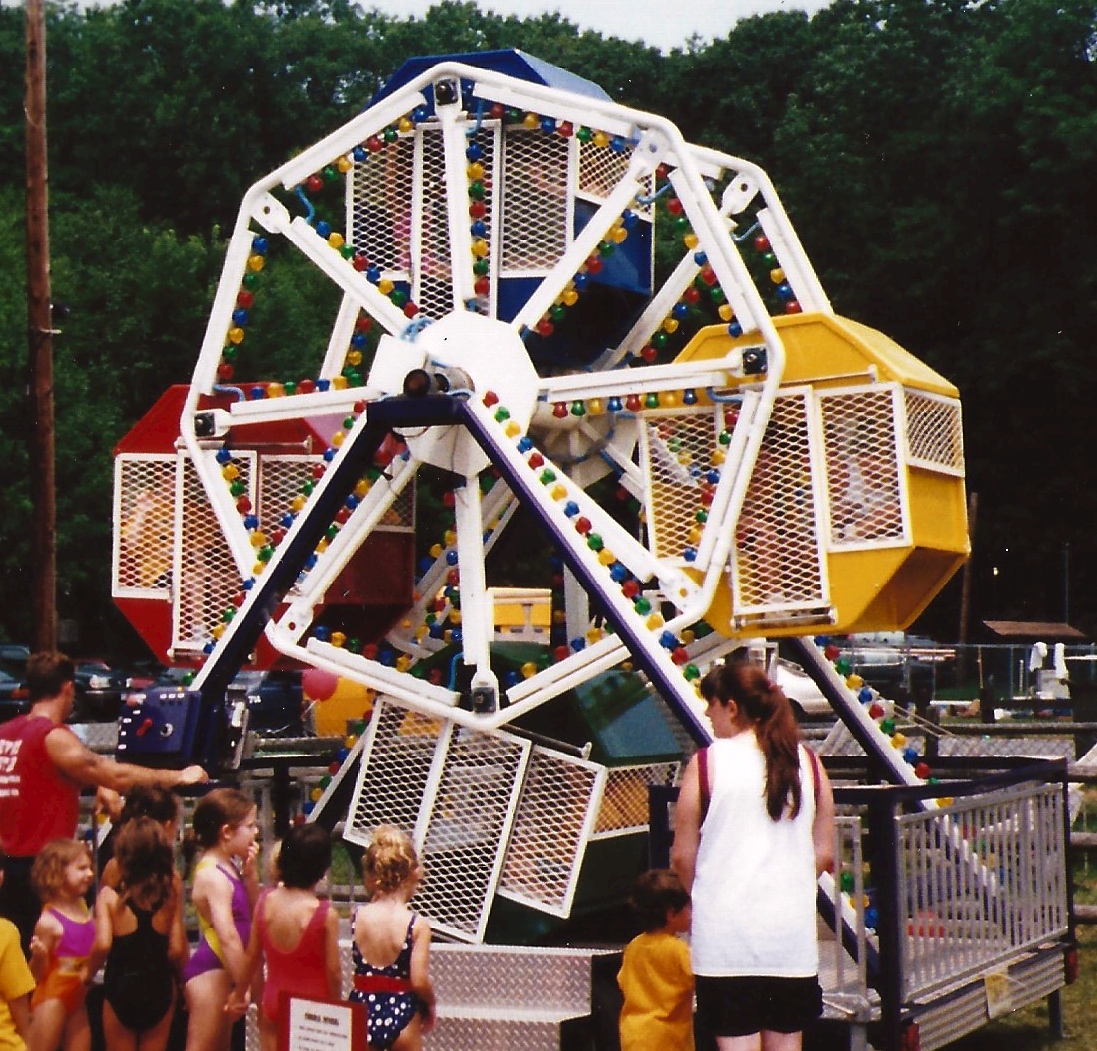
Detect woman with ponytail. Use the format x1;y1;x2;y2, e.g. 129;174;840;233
671;659;835;1051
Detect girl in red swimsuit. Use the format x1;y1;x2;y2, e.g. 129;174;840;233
228;824;341;1051
27;839;97;1051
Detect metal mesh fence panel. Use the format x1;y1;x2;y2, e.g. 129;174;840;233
577;137;654;217
344;701;440;847
731;391;826;609
350;134;414;277
114;454;177;595
383;483;415;529
938;736;1075;761
904;390;964;474
500;129;571;273
642;409;724;563
263;454;413;534
258;454;313;539
174;455;252;652
415;126;454;320
498;748;605;916
347;700;531;941
820;386;906;547
592;762;680;838
415;725;530;942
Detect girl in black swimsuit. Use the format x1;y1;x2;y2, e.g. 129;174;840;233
88;817;188;1051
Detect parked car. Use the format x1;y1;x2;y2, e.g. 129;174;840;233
836;632;942;702
0;640;28;667
0;646;30;724
0;669;30;723
0;644;28;682
773;657;833;722
71;659;130;722
122;659;165;692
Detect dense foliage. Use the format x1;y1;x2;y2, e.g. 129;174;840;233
1;0;1096;653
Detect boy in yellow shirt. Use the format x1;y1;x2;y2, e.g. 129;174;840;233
618;869;694;1051
0;861;35;1051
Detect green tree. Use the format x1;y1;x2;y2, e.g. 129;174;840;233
5;0;1097;643
0;189;33;644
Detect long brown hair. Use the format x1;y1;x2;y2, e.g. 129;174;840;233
182;787;255;872
115;817;175;913
700;660;804;820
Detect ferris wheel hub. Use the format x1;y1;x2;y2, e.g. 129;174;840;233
368;311;539;474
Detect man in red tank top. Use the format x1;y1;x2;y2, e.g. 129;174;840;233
0;652;208;952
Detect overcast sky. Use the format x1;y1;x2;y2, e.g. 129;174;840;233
9;0;833;54
393;0;829;51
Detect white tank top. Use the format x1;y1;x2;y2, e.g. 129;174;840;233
689;733;819;977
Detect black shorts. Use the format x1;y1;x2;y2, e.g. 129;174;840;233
695;975;822;1036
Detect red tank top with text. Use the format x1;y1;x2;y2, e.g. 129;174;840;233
0;715;81;856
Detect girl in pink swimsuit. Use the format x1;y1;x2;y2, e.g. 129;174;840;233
228;824;341;1051
27;839;97;1051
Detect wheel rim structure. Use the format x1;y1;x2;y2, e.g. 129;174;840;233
169;56;839;726
111;50;969;943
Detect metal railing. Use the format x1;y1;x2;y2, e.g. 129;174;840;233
894;782;1069;1000
835;757;1073;1051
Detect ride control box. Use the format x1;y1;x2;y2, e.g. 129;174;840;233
116;686;245;768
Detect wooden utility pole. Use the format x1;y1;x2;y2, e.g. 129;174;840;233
26;0;57;652
956;491;977;683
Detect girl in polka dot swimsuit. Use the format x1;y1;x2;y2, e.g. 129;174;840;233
349;826;436;1051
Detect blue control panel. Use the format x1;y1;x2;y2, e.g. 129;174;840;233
117;687;206;762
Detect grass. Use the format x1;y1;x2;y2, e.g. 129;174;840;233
943;932;1094;1051
944;860;1097;1051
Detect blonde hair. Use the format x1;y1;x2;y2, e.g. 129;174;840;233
362;825;419;896
31;839;91;901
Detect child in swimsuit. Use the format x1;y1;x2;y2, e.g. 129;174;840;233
99;785;182;893
228;824;341;1051
348;826;436;1051
88;817;188;1051
27;839;97;1051
182;788;259;1051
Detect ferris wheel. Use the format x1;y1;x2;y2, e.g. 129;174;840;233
110;49;969;941
112;48;967;738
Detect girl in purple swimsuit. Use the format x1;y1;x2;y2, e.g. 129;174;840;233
182;788;259;1051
